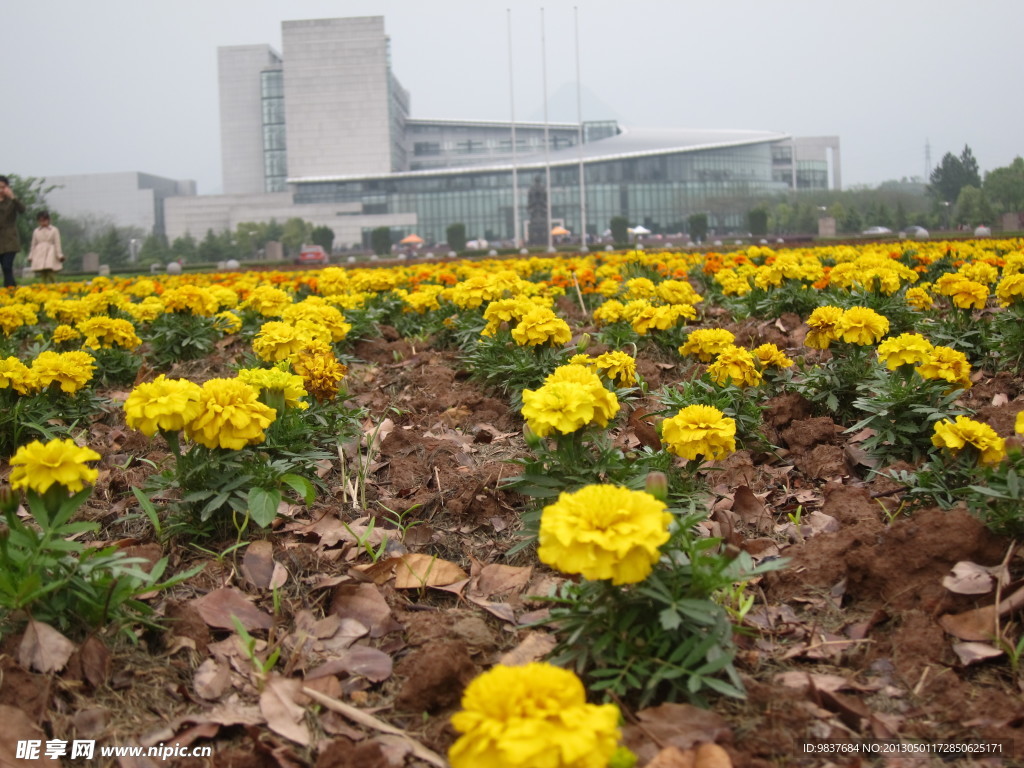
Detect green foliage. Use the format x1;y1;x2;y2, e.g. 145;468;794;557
535;503;784;707
460;328;566;407
687;213;708;243
847;366;968;462
371;226;392;257
983;156;1024;213
144;312;221;368
310;225;335;253
609;216;629;245
137;232;170;266
964;448;1024;536
6;175;55;254
170;233;198;263
929;145;982;204
197;229;237;263
446;222;467;252
0;488;198;638
281;217;312;256
747;207;769;237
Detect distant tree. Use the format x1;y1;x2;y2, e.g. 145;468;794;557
840;207;863;234
93;226;129;267
264;219;284;243
747;207;768;237
310;225;335;253
929;145;982;204
894;201;908;230
371;226;392;256
446;223;467;251
875;202;893;228
281;217;312;256
686;213;708;243
137;233;170;265
954;186;982;226
235;221;266;257
984;157;1024;213
170;233;198;263
608;216;629;244
7;175;56;254
197;229;237;262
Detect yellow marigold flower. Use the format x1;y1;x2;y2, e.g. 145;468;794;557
0;304;37;335
916;345;972;390
292;347;348;403
1016;409;1024;436
876;333;934;370
752;343;794;369
946;278;988;310
9;438;101;495
241;285;293;317
30;350;96;394
538;485;672;585
0;356;35;395
185;378;276;450
123;296;166;324
995;273;1024;307
804;305;845;349
593;351;637;387
591;299;626;326
566;353;595;368
214;310;242;334
510;307;572;347
482;297;534;336
631;304;694;335
932;416;1006;466
161;285;220;317
252;321;315;362
678;328;736;362
656;279;703;306
521;371;619;438
280;301;352;342
958;261;999;285
905;286;934;311
661;404;736;461
834;306;889;346
237;366;310;411
123;375;203;436
707;345;762;387
76;316;142;350
52;324;81;345
449;662;620;768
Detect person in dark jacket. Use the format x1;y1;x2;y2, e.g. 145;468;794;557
0;175;26;288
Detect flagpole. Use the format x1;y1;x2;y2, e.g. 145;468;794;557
574;5;587;252
507;9;521;249
541;7;553;252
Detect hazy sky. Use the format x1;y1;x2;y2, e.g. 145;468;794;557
5;0;1022;194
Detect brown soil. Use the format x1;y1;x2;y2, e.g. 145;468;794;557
4;337;1024;768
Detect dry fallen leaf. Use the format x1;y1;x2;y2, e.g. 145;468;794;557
18;619;76;674
939;584;1024;641
731;485;772;532
499;632;557;666
193;658;231;701
242;540;276;590
330;583;403;637
80;635;111;689
0;704;48;766
193;587;273;631
393;553;468;588
942;561;996;595
952;641;1004;666
259;674;311;746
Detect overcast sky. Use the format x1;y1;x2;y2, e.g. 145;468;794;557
5;0;1022;194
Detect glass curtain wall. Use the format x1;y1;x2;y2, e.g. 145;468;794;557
261;69;287;192
293;143;788;243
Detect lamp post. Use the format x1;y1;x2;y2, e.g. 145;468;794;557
941;201;951;232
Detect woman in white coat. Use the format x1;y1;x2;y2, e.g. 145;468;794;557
29;211;64;283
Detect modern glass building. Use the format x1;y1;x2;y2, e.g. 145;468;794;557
292;126;798;244
186;16;840;249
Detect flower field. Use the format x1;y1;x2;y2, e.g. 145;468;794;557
2;239;1024;766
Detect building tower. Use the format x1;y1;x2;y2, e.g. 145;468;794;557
218;44;284;195
281;16;409;180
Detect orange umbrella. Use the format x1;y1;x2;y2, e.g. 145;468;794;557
550;225;570;236
400;233;424;245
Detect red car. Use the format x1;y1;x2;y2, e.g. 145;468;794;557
296;245;328;266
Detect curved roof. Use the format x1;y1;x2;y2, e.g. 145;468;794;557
288;125;791;184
